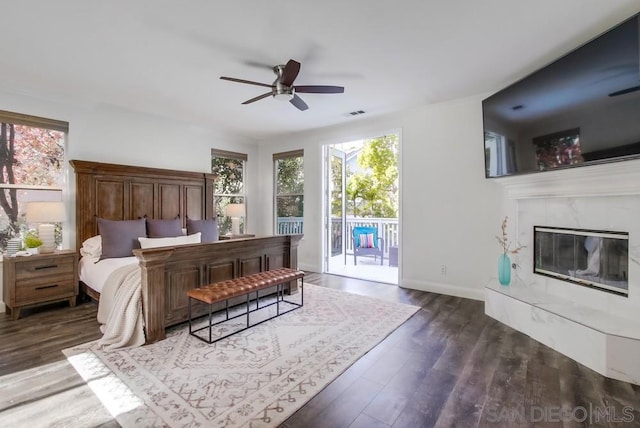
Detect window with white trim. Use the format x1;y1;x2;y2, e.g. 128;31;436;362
274;149;304;235
0;110;67;251
211;148;247;235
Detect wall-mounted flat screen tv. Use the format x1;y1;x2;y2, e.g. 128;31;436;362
483;13;640;178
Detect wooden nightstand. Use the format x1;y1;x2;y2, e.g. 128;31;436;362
3;250;78;320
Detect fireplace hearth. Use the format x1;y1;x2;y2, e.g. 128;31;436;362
487;164;640;385
534;226;629;296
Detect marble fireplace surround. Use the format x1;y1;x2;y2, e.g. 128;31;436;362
485;159;640;385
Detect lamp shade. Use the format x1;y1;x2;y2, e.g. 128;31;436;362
225;203;245;218
26;202;66;223
26;202;65;253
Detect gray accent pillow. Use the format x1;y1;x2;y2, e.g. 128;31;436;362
186;218;219;243
97;218;147;258
147;218;183;238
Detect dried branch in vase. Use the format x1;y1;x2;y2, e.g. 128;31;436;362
496;216;525;255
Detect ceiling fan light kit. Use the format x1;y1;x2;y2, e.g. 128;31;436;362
220;59;344;111
274;92;294;101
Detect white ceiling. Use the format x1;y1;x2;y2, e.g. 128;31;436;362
1;1;639;141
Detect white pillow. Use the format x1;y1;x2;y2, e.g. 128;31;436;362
80;235;102;258
138;232;201;249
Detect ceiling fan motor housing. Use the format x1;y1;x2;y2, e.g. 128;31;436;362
273;65;294;99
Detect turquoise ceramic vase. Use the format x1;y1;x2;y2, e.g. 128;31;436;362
498;253;511;286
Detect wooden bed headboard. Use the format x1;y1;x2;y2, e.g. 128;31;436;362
70;160;215;252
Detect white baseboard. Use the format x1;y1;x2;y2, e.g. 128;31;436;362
400;278;484;301
298;262;320;273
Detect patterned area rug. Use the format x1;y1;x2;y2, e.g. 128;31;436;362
64;284;419;427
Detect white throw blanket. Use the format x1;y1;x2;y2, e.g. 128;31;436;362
97;263;145;350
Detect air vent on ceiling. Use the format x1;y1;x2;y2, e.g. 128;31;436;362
348;110;366;116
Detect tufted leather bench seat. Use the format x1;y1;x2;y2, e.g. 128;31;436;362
187;268;304;343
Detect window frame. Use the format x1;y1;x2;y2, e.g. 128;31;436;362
211;148;248;236
0;110;68;251
273;149;304;235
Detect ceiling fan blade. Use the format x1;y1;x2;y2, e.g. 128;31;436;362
290;94;309;111
220;76;273;88
280;59;301;86
242;92;274;104
242;60;275;70
294;85;344;94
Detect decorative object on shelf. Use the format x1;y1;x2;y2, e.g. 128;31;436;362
23;231;43;255
495;216;524;286
6;237;22;256
498;253;511;286
226;203;245;236
26;201;65;253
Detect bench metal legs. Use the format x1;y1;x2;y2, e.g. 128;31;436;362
188;278;304;344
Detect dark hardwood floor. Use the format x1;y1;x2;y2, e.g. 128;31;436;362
1;273;639;427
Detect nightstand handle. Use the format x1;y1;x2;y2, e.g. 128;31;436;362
35;284;59;290
34;264;58;270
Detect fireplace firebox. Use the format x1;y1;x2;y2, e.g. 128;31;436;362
533;226;629;296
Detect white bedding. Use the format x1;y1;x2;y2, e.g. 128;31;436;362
97;263;145;349
79;255;145;349
79;232;203;349
79;256;138;294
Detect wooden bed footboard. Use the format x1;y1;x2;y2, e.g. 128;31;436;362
133;234;302;343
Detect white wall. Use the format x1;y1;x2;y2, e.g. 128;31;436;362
1;92;260;243
0;90;259;312
0;89;505;311
256;96;504;300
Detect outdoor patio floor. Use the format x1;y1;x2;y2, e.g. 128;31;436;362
328;252;398;285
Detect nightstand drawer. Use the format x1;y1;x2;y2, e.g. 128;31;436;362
15;280;75;304
14;256;75;280
15;273;75;288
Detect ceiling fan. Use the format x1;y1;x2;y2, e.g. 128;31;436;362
220;59;344;111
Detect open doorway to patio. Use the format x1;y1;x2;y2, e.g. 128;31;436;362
324;134;399;284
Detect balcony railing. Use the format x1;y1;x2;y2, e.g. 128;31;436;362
276;217;304;234
277;217;399;256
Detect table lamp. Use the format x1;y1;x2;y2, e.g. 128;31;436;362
225;203;245;236
26;202;65;253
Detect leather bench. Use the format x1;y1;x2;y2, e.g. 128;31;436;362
187;268;304;343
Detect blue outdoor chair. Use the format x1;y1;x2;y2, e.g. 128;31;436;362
353;226;384;265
